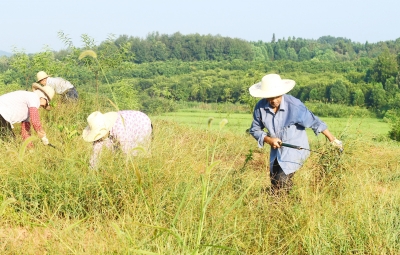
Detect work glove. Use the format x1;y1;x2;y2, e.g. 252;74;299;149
41;136;49;145
331;138;343;152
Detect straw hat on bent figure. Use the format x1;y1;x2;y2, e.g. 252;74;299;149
32;82;55;110
36;71;50;83
82;111;119;142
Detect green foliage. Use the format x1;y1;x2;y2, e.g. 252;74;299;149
350;89;365;106
385;109;400;141
0;82;22;95
389;119;400;141
298;47;312;61
305;102;375;118
286;47;298;61
97;34;134;74
31;49;57;74
111;79;141;110
8;49;31;88
1;32;400;117
139;94;178;115
0;56;9;73
367;83;387;110
371;48;398;86
328;79;349;103
56;31;84;81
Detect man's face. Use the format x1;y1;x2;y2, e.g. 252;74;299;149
39;98;49;108
266;95;282;109
39;78;47;86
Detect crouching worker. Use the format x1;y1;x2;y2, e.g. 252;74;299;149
36;71;78;102
82;110;153;169
0;83;55;147
249;74;343;196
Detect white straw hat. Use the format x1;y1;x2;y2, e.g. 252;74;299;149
249;74;295;98
32;82;55;110
82;111;119;142
36;71;49;82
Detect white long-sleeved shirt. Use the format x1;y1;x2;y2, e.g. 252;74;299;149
46;77;74;94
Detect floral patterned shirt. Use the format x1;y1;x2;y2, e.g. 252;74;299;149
90;110;152;168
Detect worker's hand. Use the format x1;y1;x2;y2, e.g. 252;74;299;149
270;138;282;150
331;138;343;152
41;136;49;145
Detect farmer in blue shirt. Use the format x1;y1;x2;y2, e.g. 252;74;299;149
249;74;343;195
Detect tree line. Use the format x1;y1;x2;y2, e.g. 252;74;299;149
102;32;400;63
0;32;399;120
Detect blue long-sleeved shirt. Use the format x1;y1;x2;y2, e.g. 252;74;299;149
249;94;327;174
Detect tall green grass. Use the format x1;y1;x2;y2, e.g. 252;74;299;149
0;96;399;254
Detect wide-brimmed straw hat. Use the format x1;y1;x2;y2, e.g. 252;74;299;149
32;82;55;110
249;74;295;98
82;111;119;142
36;71;49;82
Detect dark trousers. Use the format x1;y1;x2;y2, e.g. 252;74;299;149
270;158;294;195
62;87;79;102
0;114;15;140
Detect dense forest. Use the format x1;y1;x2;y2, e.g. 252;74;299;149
0;32;399;120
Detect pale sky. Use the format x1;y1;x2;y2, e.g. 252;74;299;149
2;0;399;54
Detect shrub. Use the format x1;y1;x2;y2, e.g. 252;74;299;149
305;102;375;118
139;94;178;115
388;118;400;141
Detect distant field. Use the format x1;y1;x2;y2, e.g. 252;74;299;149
152;110;391;141
153;110;252;133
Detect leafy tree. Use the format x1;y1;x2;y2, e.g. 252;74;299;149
371;48;398;87
31;49;57;76
388;119;400;141
286;47;298;61
309;88;320;101
328;80;348;103
315;49;337;61
367;83;387;109
137;79;153;90
384;77;399;94
272;43;287;60
309;87;327;102
150;41;168;61
397;52;400;67
8;49;32;88
108;79;141;110
387;92;400;110
168;32;183;59
139;93;177;114
252;45;265;61
350;89;365;106
0;56;9;73
298;47;312;61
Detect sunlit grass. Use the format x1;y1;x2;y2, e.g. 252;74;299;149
0;98;399;254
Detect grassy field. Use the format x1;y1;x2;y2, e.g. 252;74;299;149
0;100;399;254
153;109;391;140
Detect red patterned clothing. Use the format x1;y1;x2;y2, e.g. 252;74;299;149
90;110;152;168
21;108;45;140
0;91;45;142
